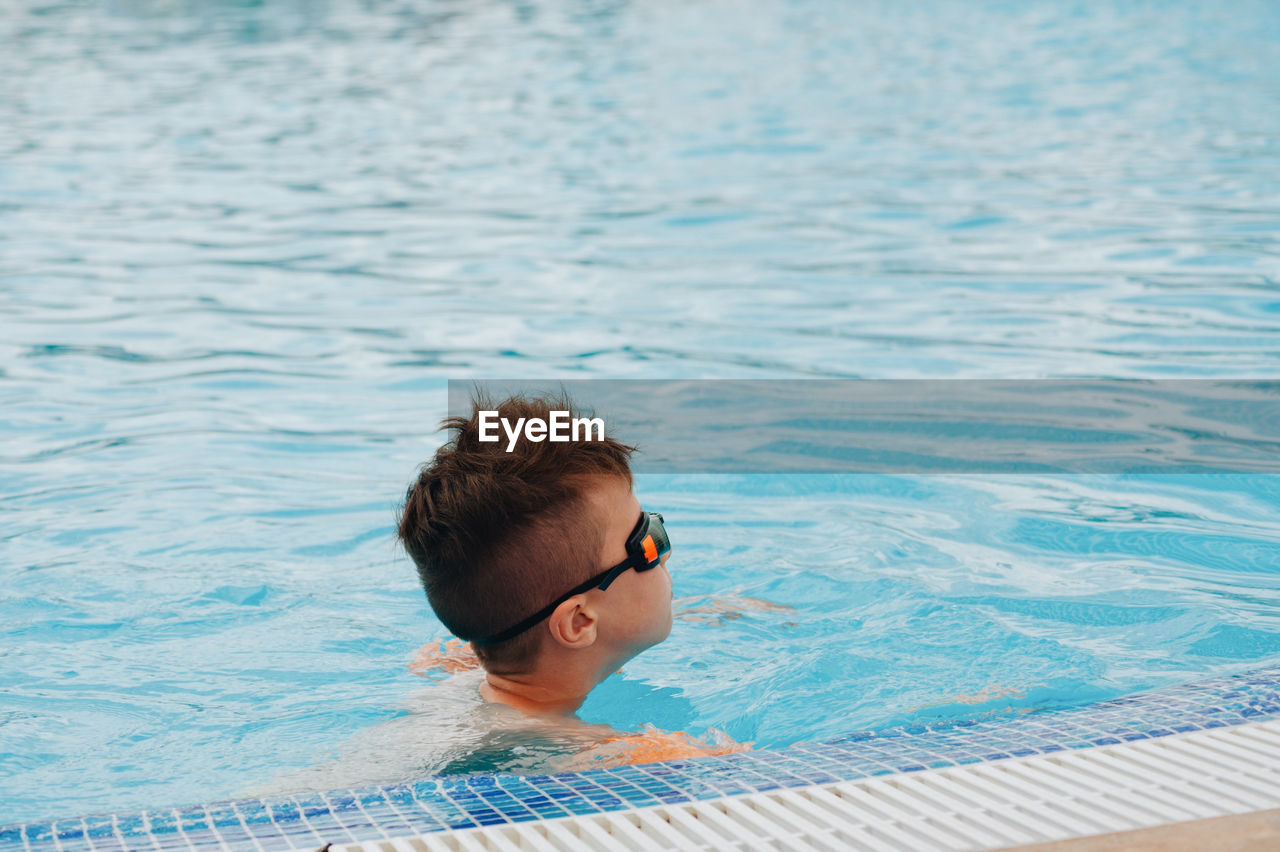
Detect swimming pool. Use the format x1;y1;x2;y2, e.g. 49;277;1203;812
5;666;1279;850
3;0;1280;836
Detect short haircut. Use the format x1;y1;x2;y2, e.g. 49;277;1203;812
397;392;635;671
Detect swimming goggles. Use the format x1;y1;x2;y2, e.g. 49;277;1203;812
470;511;671;647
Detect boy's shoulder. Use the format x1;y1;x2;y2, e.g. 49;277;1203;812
552;723;752;772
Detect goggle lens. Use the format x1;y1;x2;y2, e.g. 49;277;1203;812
638;512;670;570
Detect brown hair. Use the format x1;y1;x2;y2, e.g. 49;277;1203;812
397;391;635;671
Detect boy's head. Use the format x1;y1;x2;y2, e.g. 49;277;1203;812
397;393;672;675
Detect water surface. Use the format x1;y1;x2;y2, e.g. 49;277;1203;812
3;0;1280;825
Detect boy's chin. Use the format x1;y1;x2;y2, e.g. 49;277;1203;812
621;626;671;659
648;620;673;649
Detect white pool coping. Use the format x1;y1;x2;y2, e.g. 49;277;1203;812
319;717;1280;851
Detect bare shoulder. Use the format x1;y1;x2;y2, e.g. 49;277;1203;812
553;724;752;772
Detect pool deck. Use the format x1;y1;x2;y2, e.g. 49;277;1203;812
3;665;1279;851
1006;808;1280;851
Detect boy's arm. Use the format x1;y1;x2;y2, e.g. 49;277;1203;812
408;591;797;675
554;725;752;771
408;639;626;677
674;592;796;625
408;638;480;675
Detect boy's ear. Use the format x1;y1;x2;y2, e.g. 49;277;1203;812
547;596;598;649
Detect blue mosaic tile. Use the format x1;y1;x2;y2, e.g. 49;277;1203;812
5;664;1280;852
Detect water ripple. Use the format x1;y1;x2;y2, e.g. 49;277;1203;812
4;0;1280;826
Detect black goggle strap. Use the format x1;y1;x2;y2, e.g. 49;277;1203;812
469;569;608;647
469;512;670;646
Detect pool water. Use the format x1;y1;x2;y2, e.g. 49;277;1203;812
3;0;1280;827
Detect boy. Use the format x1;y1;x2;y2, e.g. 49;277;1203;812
396;392;748;767
244;392;751;796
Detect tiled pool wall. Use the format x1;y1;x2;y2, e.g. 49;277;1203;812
5;665;1280;852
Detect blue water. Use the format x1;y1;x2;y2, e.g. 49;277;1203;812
3;0;1280;826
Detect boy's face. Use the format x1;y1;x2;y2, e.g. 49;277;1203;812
581;475;673;655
